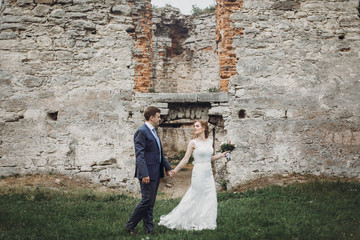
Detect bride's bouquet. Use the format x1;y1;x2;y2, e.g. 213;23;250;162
219;141;236;161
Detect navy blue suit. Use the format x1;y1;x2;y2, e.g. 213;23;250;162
126;124;172;232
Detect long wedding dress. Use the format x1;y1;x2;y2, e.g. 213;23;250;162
158;138;217;230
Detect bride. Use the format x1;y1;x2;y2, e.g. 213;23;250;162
158;120;228;230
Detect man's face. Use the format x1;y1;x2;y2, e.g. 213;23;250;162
150;112;161;127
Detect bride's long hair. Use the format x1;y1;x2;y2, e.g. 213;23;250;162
195;120;209;138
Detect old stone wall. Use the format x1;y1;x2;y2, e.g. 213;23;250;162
220;0;360;188
152;7;219;93
0;0;359;193
0;0;143;191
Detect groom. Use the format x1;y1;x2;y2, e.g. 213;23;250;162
125;106;175;234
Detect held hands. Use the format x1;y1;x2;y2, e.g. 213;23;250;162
142;170;176;184
167;170;176;178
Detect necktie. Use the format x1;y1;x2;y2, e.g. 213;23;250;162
152;128;161;163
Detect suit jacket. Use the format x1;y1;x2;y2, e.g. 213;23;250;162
134;124;172;180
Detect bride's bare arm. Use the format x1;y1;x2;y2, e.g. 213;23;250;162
174;141;195;173
211;151;228;162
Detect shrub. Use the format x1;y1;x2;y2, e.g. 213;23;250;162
191;4;216;17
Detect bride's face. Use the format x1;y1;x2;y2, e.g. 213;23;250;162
193;122;204;135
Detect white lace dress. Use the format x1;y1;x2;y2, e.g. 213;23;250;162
158;138;217;230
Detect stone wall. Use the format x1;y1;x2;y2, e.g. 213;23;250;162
220;0;360;188
0;0;141;191
0;0;359;193
152;7;219;93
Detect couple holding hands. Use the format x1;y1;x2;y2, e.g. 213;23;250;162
125;106;228;234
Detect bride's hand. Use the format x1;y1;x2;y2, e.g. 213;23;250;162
222;151;230;158
167;170;176;178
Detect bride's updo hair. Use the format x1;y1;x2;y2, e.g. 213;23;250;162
196;120;209;138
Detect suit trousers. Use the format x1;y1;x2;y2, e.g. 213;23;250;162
126;179;160;232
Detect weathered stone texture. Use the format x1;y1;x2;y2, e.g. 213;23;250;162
220;0;360;189
0;0;140;191
152;7;219;93
0;0;359;193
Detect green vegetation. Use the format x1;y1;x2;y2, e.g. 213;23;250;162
219;142;235;152
192;4;216;17
0;180;359;239
208;87;220;92
219;179;230;191
168;150;194;165
148;87;156;93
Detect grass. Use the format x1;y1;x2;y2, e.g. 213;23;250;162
0;180;359;240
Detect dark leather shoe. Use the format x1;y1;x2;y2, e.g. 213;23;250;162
144;229;155;234
127;228;137;235
125;222;136;235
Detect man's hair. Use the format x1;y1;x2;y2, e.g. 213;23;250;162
144;106;161;121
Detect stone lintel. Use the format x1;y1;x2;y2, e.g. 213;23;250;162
135;92;229;103
197;92;228;103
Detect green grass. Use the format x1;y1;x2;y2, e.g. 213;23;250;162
0;180;359;240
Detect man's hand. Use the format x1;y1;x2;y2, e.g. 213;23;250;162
142;176;150;184
167;170;176;178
